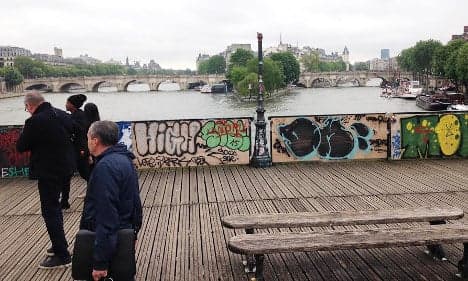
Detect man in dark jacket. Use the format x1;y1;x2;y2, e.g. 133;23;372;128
17;91;74;269
80;120;142;281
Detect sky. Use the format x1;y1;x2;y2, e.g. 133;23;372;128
2;0;467;70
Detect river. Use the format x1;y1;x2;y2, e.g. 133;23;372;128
0;85;422;126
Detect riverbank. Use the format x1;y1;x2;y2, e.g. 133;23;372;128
0;92;25;99
234;87;291;102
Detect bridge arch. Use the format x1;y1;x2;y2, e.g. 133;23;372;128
25;83;51;91
335;77;361;87
59;82;85;93
310;78;332;88
91;81;109;92
156;80;181;91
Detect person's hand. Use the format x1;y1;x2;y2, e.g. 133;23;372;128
88;156;94;165
92;269;108;281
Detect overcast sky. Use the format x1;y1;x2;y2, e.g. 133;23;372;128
2;0;467;70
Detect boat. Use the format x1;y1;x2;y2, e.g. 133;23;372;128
448;104;468;111
200;85;211;93
211;83;228;94
416;95;451;111
391;81;422;99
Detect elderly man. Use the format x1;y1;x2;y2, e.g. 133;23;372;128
17;91;74;268
80;121;142;281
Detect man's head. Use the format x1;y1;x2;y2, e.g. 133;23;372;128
24;91;45;115
87;121;119;156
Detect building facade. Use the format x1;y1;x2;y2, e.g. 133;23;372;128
0;46;32;67
381;49;390;60
451;26;468;41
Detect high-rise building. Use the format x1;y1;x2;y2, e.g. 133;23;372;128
381;49;390;60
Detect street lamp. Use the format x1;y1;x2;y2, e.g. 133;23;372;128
251;32;272;168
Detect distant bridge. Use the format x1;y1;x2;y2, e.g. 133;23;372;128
298;71;413;88
22;74;226;92
22;71;414;92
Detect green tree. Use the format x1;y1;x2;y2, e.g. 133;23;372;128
456;43;468;96
397;47;415;72
353;62;369;71
197;55;226;74
247;58;284;93
14;56;46;79
229;66;249;88
126;68;137;75
229;49;254;68
270;52;300;85
237;72;258;96
301;52;320;72
413;40;443;87
443;40;466;87
4;67;24;88
0;67;5;77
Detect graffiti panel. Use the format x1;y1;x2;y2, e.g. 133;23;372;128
0;126;30;178
131;118;251;168
390;112;468;159
117;121;132;151
270;114;388;163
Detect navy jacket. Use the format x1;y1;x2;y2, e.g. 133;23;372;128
80;144;143;270
16;102;76;179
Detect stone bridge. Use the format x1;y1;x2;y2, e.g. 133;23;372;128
22;74;226;92
298;71;413;88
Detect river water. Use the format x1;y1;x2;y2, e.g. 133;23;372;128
0;85;422;126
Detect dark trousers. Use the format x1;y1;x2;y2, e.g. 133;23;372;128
62;155;90;203
38;177;71;260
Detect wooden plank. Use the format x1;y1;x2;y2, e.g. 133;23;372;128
222;206;463;229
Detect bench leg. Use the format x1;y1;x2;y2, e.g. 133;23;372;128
251;254;265;281
243;229;257;273
457;243;468;280
426;220;447;261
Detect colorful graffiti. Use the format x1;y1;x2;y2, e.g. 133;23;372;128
0;126;30;178
117;122;132;150
271;114;388;163
397;113;468;158
132;118;251;168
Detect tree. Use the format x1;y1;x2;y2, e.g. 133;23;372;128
197;55;226;74
270;52;300;85
14;56;46;79
229;49;254;68
247;58;284;93
237;73;258;96
301;52;320;72
229;66;249;88
4;67;24;88
126;68;137;75
353;62;369;71
455;43;468;96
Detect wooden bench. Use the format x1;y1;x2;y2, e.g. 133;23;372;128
222;207;467;280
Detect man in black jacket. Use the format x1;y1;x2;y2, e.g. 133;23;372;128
80;121;142;281
17;91;74;269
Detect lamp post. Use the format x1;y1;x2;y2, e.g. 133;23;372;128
251;32;272;168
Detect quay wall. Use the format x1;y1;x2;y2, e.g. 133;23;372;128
1;112;467;179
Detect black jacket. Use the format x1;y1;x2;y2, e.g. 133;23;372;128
70;109;89;154
16;102;76;179
80;144;143;270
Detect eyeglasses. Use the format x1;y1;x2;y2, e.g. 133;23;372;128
24;104;29;112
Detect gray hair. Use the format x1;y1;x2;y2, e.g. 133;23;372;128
24;91;45;106
88;121;119;146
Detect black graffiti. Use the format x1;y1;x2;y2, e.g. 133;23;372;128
137;155;208;168
133;120;202;157
273;139;290;156
366;115;388;124
207;147;239;163
278;117;373;159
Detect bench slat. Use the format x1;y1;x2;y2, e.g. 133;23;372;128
228;224;468;255
221;207;464;229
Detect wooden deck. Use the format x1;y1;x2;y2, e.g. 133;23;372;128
0;159;467;281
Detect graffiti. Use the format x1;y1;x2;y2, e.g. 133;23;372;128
273;139;289;155
132;118;251;168
117;122;132;150
2;167;29;178
134;120;201;157
136;155;208;168
277;117;374;160
400;113;468;158
1;127;30;177
391;130;402;159
200;120;250;151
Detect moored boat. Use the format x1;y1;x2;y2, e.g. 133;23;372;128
416;95;451;111
200;85;211;93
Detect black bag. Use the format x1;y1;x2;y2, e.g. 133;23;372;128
72;229;136;281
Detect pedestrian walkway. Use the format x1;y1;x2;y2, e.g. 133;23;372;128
0;159;467;280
